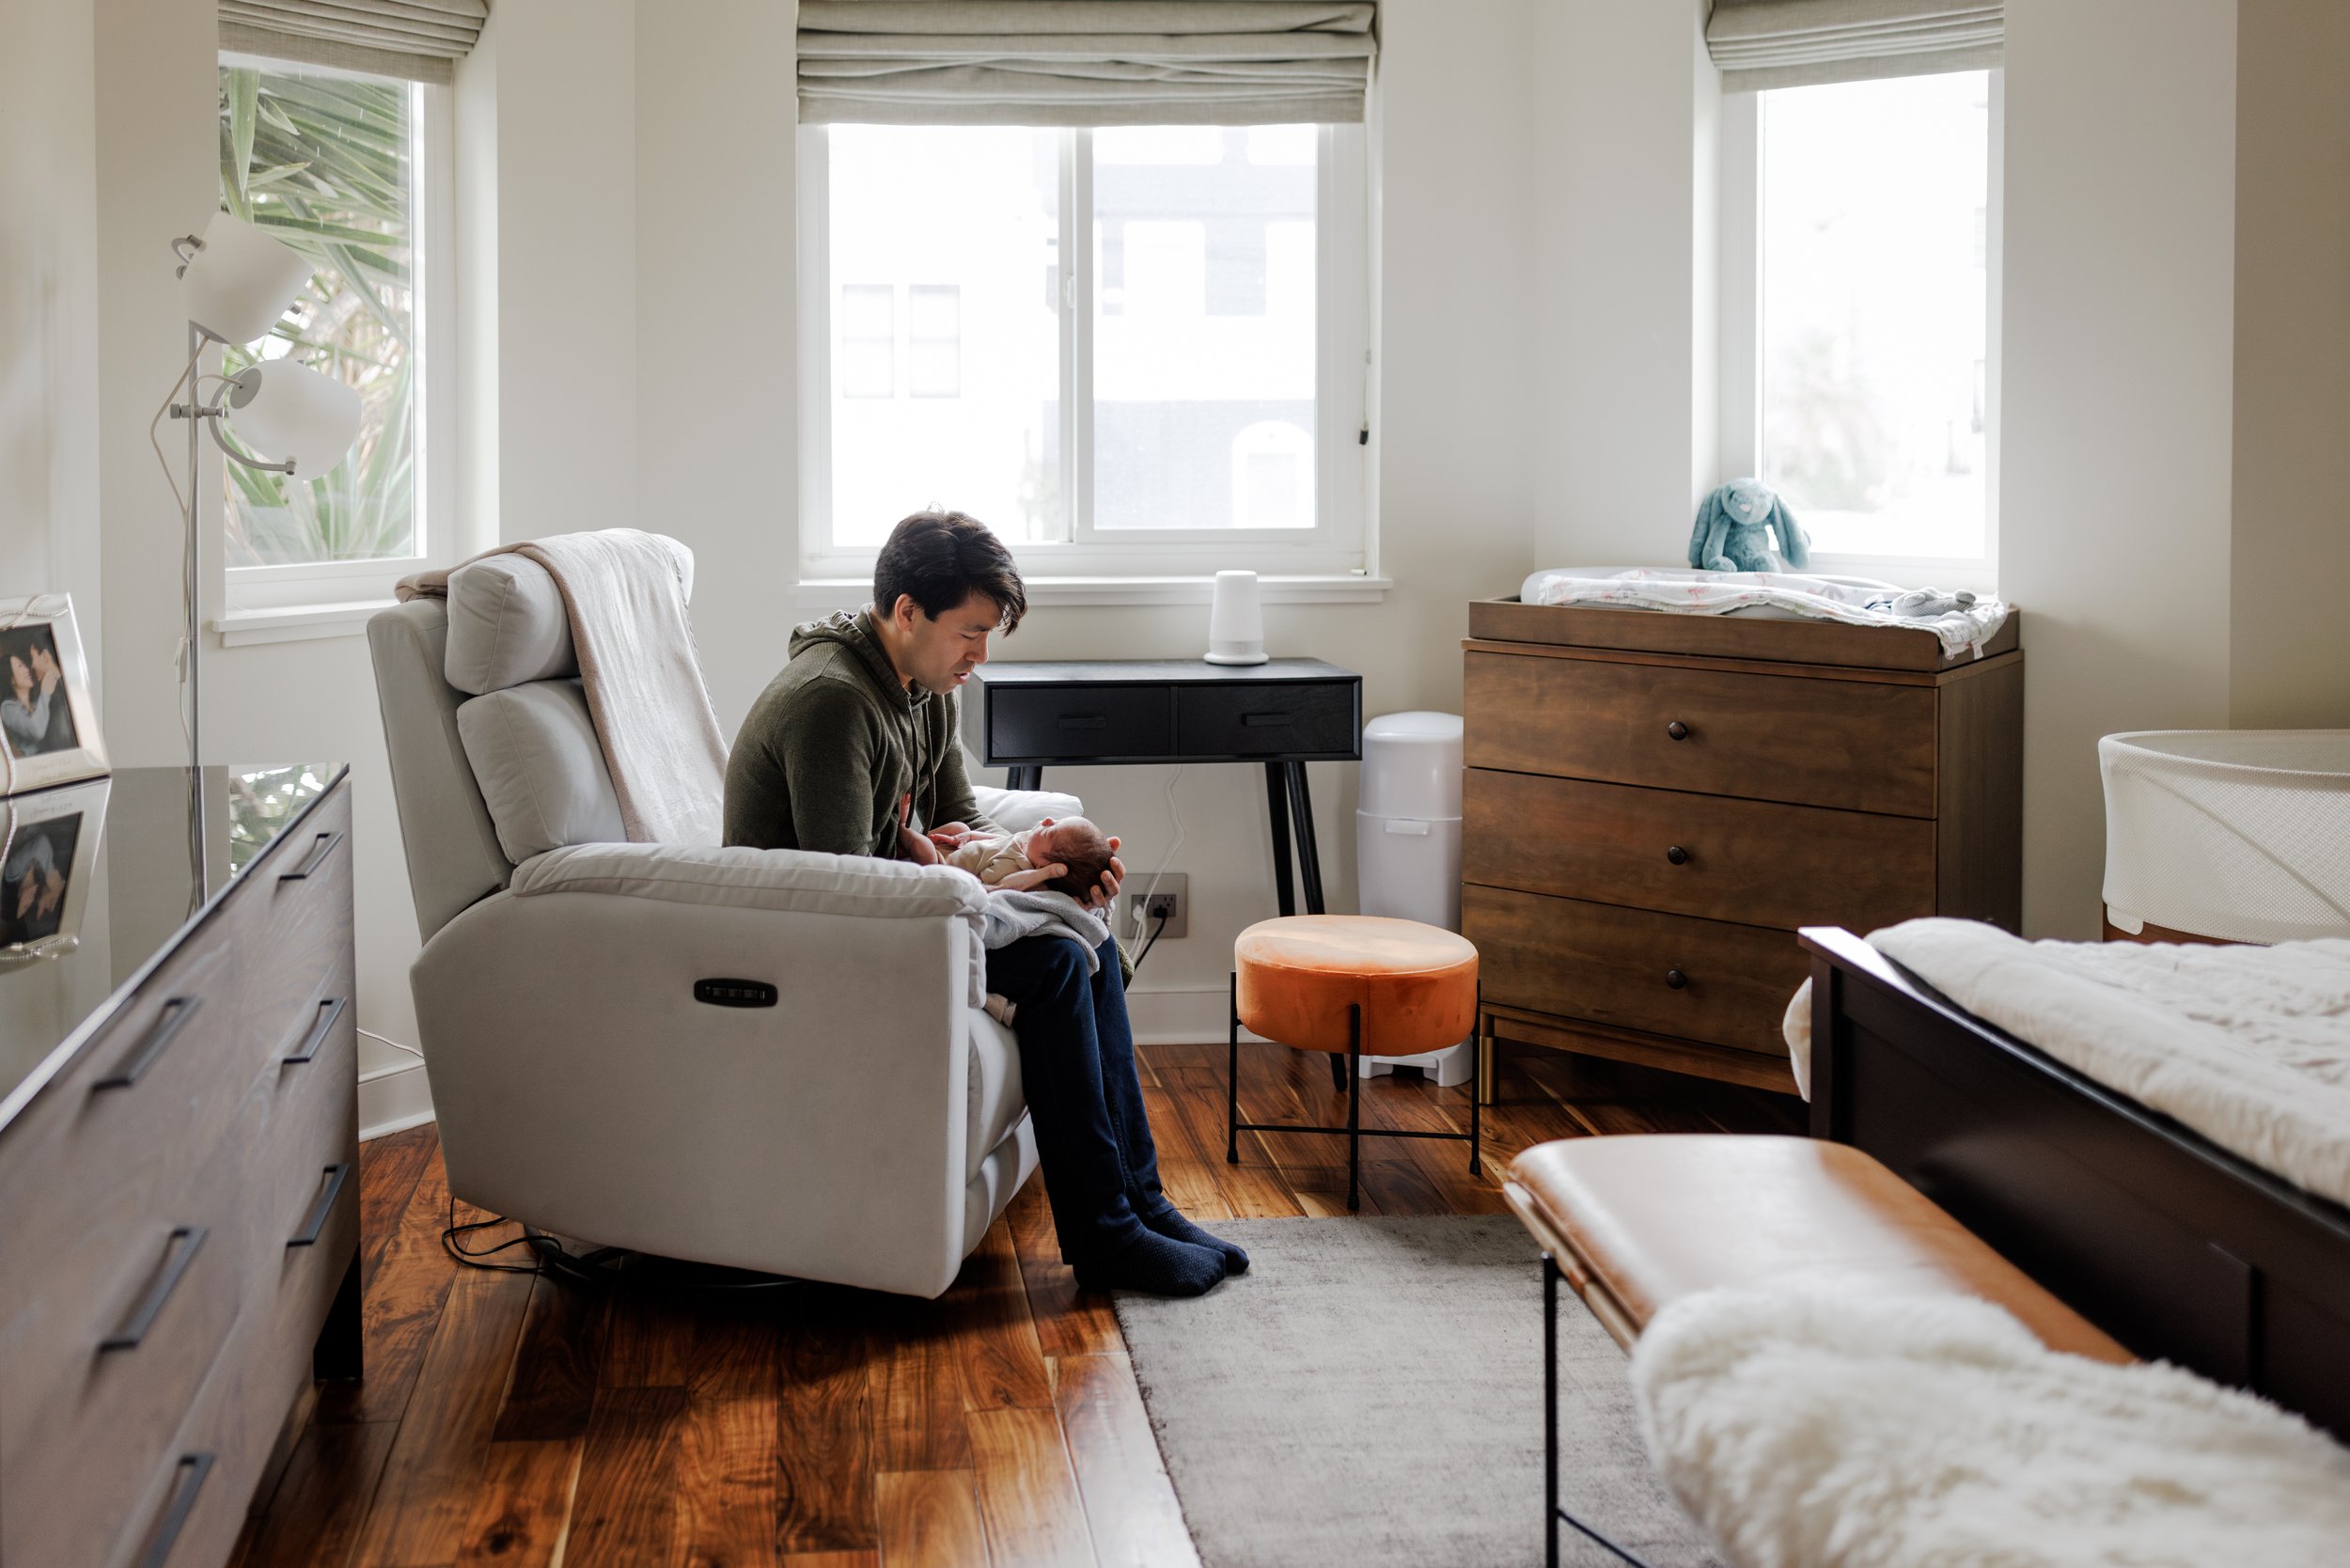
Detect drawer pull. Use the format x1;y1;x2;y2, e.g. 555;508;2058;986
1665;845;1690;866
280;828;346;881
1666;720;1690;742
1241;712;1292;727
1055;714;1108;731
94;997;203;1091
290;1163;353;1247
1665;968;1689;990
283;996;349;1065
102;1225;207;1352
131;1452;214;1568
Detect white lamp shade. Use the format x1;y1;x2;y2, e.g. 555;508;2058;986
180;211;314;345
1204;570;1268;666
224;362;362;478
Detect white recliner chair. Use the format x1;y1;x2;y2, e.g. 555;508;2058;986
367;553;1077;1296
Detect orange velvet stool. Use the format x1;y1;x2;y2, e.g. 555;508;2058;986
1227;915;1483;1211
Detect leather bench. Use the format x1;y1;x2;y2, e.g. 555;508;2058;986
1504;1134;2129;1567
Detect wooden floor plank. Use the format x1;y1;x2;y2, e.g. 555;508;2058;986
967;1406;1096;1568
869;1292;977;1471
567;1386;689;1568
952;1216;1057;1415
230;1418;400;1568
350;1261;538;1568
875;1468;992;1568
320;1144;462;1426
452;1437;582;1568
777;1289;880;1555
1137;1085;1233;1223
1007;1179;1120;1363
1054;1353;1200;1568
357;1126;438;1287
680;1296;786;1568
494;1272;611;1440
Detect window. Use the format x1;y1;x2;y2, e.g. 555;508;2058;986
1722;71;1999;579
799;122;1369;580
216;54;452;612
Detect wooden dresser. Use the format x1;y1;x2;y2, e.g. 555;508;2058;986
1463;601;2022;1095
0;764;357;1568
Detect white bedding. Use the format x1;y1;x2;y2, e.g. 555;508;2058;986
1633;1286;2350;1568
1783;918;2350;1210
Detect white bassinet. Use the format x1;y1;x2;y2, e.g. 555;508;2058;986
2100;730;2350;943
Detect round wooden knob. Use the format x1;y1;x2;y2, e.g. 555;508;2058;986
1666;720;1690;741
1666;968;1688;990
1666;845;1690;866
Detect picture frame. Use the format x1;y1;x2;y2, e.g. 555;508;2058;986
0;774;109;963
0;594;108;796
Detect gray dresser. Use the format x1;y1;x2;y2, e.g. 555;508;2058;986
0;764;358;1568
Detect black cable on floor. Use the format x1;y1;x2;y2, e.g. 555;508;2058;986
440;1195;809;1292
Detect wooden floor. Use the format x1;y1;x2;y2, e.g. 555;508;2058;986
229;1041;1797;1568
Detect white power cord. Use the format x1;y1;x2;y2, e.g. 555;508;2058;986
361;1027;425;1060
1129;765;1186;951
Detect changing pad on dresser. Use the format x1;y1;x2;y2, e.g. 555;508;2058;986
1520;566;2010;659
1785;918;2350;1209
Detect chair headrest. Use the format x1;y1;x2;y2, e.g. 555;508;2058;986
444;555;578;695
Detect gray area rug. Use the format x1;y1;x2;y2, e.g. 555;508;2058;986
1113;1215;1723;1568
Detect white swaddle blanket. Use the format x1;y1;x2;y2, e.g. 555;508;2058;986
1520;567;2010;660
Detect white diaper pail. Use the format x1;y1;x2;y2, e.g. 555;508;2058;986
1355;712;1473;1086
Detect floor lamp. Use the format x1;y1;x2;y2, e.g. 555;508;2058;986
159;211;359;883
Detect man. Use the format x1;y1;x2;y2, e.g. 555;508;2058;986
726;510;1245;1296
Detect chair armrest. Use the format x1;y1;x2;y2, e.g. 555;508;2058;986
511;841;987;920
974;785;1085;835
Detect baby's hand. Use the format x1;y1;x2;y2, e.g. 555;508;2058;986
926;822;979;849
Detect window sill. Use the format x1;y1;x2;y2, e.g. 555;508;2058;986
794;573;1392;614
212;599;396;648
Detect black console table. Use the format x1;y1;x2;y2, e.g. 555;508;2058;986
963;658;1362;921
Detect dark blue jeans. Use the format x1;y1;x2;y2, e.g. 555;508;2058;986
984;933;1164;1264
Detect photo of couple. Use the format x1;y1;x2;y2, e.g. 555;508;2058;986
0;623;79;761
0;813;80;950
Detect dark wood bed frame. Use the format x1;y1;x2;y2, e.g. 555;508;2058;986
1803;925;2350;1440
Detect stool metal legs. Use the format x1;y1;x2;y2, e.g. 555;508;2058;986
1226;975;1481;1214
1542;1248;1657;1568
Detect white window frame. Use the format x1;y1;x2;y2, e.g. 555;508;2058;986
216;55;457;625
797;123;1373;587
1717;71;2004;593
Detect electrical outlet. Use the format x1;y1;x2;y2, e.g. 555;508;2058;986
1121;872;1187;941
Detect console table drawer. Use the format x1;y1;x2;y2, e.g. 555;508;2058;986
1176;682;1357;759
1464;884;1810;1057
989;686;1171;761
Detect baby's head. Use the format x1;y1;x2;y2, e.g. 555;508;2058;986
1026;816;1113;900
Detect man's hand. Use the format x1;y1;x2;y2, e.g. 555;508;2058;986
898;823;943;865
997;838;1120;905
32;647;58;697
1090;839;1123;910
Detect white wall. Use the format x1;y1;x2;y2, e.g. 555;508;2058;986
2228;0;2350;730
1999;0;2240;936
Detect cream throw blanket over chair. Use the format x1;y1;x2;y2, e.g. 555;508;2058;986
368;532;1082;1295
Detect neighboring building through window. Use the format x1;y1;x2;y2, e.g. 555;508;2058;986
1742;70;1996;569
216;60;421;569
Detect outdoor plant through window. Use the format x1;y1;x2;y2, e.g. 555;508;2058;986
1759;71;1990;561
216;62;417;567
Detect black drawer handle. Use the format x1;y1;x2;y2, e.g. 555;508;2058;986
1054;714;1108;730
1666;720;1690;742
1242;713;1292;727
290;1163;353;1247
1666;968;1689;990
132;1451;215;1568
1665;845;1690;866
279;829;345;881
94;997;202;1091
102;1225;207;1352
283;996;349;1065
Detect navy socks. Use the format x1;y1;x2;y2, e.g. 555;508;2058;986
1139;1205;1250;1276
1073;1229;1227;1296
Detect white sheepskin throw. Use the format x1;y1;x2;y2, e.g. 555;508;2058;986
1631;1288;2350;1568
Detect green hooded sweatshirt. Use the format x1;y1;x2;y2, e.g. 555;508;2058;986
723;608;998;856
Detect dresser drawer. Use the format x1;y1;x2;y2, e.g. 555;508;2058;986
242;1018;359;1285
1464;884;1810;1056
989;685;1171;761
234;789;355;1060
1464;770;1937;933
1464;651;1938;816
1176;682;1357;759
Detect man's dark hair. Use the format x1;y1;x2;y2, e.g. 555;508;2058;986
873;510;1027;633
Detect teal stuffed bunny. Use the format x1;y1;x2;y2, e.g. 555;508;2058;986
1688;478;1810;572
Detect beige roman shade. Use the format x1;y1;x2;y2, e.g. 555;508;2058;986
796;1;1378;127
1707;0;2000;93
220;0;490;86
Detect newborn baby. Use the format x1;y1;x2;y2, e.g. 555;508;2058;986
940;815;1116;900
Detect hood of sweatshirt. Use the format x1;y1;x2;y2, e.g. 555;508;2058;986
787;608;918;715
